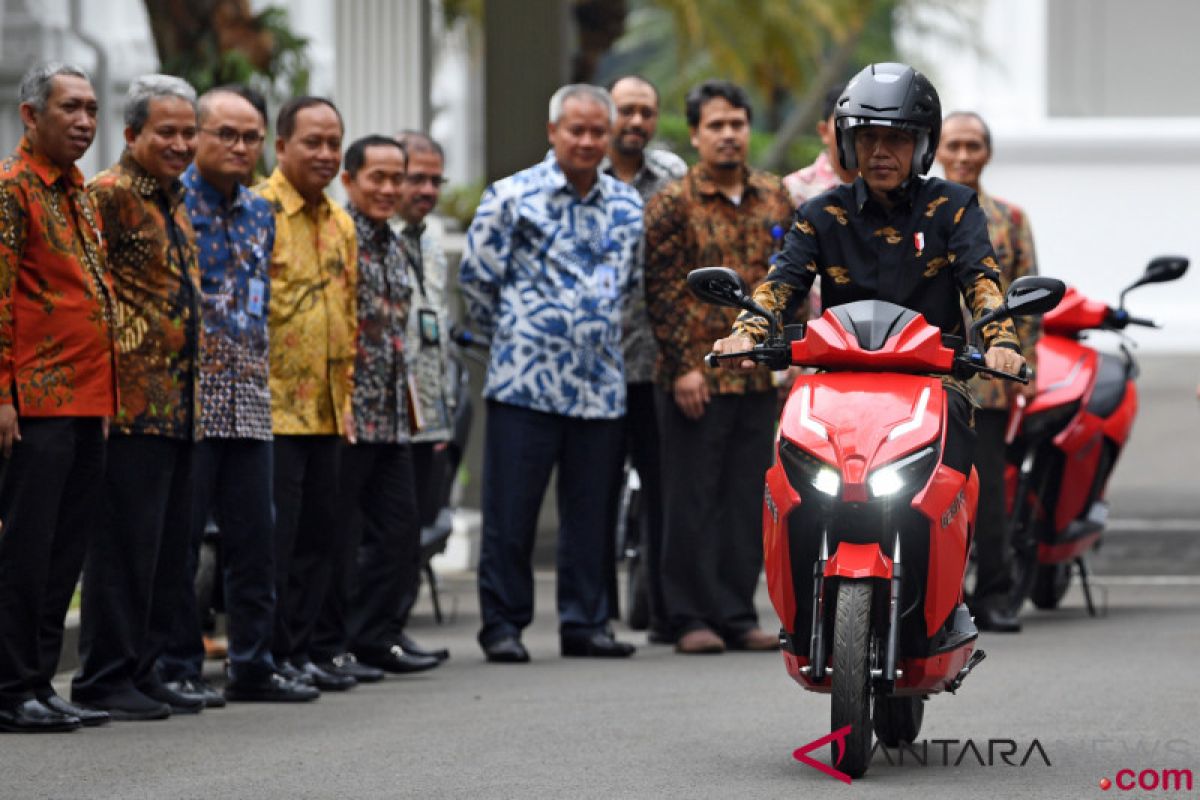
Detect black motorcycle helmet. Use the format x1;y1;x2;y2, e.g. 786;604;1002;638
834;62;942;177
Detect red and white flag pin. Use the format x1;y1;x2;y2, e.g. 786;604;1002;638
913;231;925;257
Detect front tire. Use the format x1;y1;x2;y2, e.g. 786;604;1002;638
831;580;874;779
873;695;924;747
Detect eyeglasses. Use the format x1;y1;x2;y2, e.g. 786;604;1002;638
403;173;449;187
201;127;265;148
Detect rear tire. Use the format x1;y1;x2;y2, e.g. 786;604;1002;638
831;581;874;779
1030;563;1071;610
625;553;650;631
873;695;924;747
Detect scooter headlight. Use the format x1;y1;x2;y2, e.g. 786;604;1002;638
812;468;841;496
867;446;939;498
779;439;841;498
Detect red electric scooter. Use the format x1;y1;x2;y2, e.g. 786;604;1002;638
1005;255;1189;616
690;267;1064;779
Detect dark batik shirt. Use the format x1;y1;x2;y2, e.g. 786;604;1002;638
182;165;274;440
644;163;794;394
735;175;1020;355
349;205;411;443
90;150;202;438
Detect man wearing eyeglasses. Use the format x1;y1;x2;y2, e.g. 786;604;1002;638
157;87;317;704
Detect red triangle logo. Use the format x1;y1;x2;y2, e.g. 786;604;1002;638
792;725;854;784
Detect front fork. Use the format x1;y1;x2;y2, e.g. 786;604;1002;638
808;531;903;688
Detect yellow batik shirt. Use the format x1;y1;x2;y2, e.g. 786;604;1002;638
255;169;357;435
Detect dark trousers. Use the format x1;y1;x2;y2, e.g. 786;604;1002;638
159;438;276;684
313;442;419;661
659;390;776;639
972;408;1013;608
73;434;193;700
0;418;105;705
271;435;340;663
387;440;441;636
477;401;623;645
609;381;666;630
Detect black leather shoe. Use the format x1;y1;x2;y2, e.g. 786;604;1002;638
166;678;226;709
481;636;530;664
37;692;110;727
975;607;1023;633
357;645;439;674
561;631;636;658
298;660;357;691
140;682;205;715
325;654;384;683
72;688;171;721
225;673;319;703
275;659;315;686
0;698;81;733
396;633;450;662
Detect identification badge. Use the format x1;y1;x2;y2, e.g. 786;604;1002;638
247;278;265;317
419;308;440;346
594;264;619;299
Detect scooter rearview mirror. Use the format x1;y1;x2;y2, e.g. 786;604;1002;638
686;266;783;341
1120;255;1189;309
1005;276;1066;317
686;267;750;309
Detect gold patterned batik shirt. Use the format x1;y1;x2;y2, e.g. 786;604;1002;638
255;168;357;436
734;176;1020;361
89;150;201;438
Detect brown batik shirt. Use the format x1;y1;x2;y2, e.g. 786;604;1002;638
644;163;794;394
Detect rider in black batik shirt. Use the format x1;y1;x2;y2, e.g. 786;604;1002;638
717;62;1026;478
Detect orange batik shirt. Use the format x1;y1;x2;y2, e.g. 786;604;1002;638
0;137;117;417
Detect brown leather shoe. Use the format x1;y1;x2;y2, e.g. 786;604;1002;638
675;628;726;654
729;627;780;651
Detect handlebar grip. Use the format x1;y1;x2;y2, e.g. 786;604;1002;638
1127;315;1157;328
1016;363;1029;382
704;352;719;369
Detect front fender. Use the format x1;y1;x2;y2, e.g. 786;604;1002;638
824;542;893;580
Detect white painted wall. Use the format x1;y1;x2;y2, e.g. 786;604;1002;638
900;0;1200;351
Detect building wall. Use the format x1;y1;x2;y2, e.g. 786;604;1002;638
899;0;1200;351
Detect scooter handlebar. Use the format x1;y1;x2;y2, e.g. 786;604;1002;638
1108;309;1159;330
704;346;790;370
959;350;1030;384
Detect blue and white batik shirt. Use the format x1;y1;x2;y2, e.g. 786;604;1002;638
459;153;644;419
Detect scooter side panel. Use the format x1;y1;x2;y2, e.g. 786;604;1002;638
763;461;800;631
914;457;976;636
1053;410;1105;532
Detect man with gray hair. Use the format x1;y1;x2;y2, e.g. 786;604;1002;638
460;84;643;662
0;62;117;732
71;74;207;720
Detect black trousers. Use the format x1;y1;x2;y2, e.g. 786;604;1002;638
388;440;442;636
972;408;1013;608
159;438;277;684
476;401;623;645
73;434;194;700
0;418;105;705
313;442;419;661
658;390;776;639
271;435;340;663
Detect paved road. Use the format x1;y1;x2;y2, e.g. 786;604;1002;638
7;561;1198;800
7;355;1197;799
